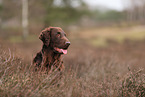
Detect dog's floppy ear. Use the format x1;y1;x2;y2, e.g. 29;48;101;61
39;27;51;46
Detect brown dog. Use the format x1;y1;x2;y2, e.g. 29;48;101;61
33;27;70;72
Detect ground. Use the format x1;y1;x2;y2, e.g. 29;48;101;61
0;26;145;96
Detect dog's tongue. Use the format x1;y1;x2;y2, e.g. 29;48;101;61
54;47;67;54
61;49;67;54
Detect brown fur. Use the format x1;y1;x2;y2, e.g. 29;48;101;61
33;27;70;72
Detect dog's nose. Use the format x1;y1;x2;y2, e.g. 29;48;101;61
65;42;70;46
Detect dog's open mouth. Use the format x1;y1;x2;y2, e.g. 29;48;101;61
54;47;67;54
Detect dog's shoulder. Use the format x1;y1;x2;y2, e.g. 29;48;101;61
33;51;42;67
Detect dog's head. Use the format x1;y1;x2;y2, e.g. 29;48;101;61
39;27;70;54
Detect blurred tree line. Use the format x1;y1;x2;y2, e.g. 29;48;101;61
0;0;90;38
124;0;145;24
44;0;88;26
92;9;125;23
1;0;89;27
0;0;145;38
0;0;125;27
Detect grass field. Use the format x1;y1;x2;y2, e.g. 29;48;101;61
0;26;145;96
78;25;145;47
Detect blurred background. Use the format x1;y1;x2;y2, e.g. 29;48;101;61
0;0;145;71
0;0;145;96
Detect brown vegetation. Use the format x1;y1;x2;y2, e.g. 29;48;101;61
0;37;144;96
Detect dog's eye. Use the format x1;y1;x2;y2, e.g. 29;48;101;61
64;34;66;36
57;32;61;34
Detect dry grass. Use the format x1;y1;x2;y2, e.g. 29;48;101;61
77;25;145;47
0;39;145;97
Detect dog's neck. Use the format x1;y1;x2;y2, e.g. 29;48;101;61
41;45;62;67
